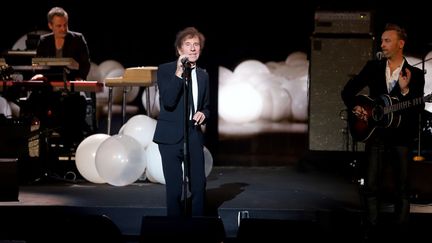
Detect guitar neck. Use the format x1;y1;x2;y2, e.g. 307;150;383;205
383;96;424;114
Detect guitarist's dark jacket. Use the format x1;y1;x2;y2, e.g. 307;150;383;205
341;58;425;146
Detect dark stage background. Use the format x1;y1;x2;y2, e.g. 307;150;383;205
1;1;432;165
1;1;431;67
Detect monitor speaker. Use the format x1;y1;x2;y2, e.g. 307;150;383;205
0;158;18;201
139;216;225;243
237;218;321;242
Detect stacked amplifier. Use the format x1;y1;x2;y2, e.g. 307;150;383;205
309;11;375;152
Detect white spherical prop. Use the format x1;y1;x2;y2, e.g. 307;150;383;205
121;115;157;148
87;62;102;82
95;134;146;186
203;146;213;177
218;82;263;123
145;142;165;184
75;134;110;184
180;147;213;178
99;60;124;80
105;68;126;104
12;30;49;50
142;86;160;117
282;76;308;121
233;60;270;76
0;96;12;117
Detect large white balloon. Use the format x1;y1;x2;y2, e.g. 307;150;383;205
145;142;213;185
95;134;146;186
203;146;213;177
87;62;102;82
218;66;234;87
142;86;160;118
0;96;12;118
145;142;165;184
121;115;157;148
99;60;124;80
12;30;49;50
105;68;126;104
233;60;270;76
282;76;309;121
75;134;110;184
218;81;263;123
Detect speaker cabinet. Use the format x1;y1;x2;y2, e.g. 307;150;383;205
309;36;374;151
140;216;225;243
314;11;373;34
0;158;18;201
237;218;321;242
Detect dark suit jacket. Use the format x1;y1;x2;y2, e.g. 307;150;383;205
36;31;90;80
153;61;210;144
341;58;425;146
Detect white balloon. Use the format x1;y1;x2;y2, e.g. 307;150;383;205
12;30;49;50
99;60;124;80
121;115;157;148
145;142;165;184
145;142;213;184
105;68;126;104
218;66;234;87
142;86;160;118
233;60;270;76
87;62;102;82
180;146;213;178
124;86;140;103
218;82;263;123
8;101;20;118
285;51;308;66
145;168;157;183
75;134;110;184
95;134;146;186
282;76;309;121
203;146;213;177
0;96;12;118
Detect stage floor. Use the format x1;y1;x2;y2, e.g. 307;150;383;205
1;165;432;242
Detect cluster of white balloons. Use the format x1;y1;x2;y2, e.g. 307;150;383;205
75;115;213;186
406;53;432;113
218;52;309;124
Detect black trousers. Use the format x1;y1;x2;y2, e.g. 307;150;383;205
363;138;410;226
158;124;206;217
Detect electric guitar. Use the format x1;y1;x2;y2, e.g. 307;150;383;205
348;93;432;142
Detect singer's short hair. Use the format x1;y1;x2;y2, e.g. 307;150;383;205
384;23;407;41
174;27;205;56
47;7;68;23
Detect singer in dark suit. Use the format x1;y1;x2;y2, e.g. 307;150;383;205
341;23;425;240
153;27;210;217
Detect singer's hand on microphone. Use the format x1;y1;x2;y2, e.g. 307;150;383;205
181;57;190;67
176;55;189;77
178;55;190;68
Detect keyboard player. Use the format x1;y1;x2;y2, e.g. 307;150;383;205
24;6;92;150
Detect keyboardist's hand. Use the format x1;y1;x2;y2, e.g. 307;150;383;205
31;74;48;82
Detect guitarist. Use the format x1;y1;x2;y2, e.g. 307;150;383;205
341;23;425;239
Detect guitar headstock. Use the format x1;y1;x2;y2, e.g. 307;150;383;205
425;93;432;103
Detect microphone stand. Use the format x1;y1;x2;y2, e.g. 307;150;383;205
182;65;192;216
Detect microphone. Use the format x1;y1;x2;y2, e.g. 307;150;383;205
181;57;191;67
376;51;383;60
